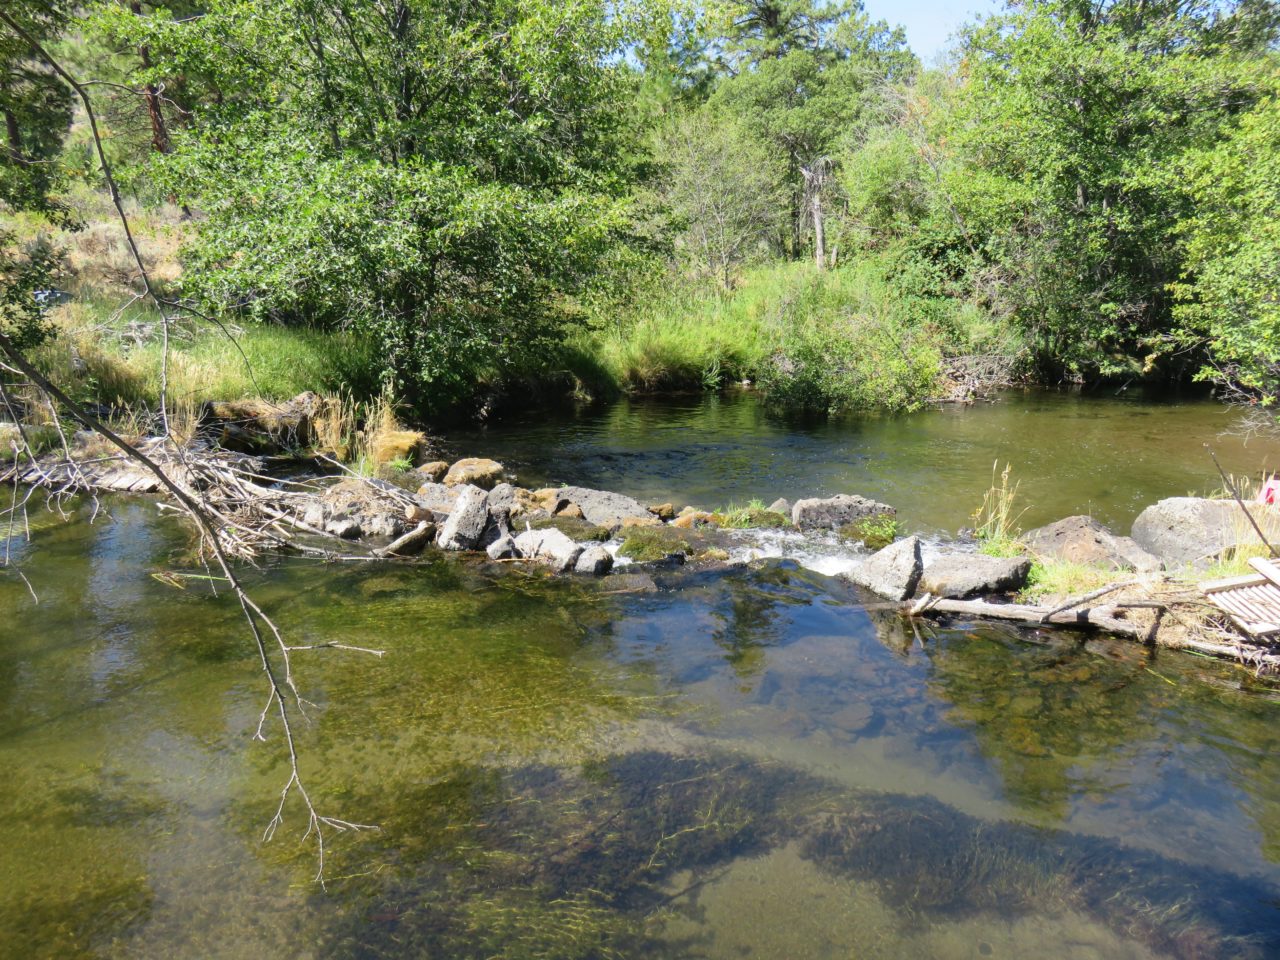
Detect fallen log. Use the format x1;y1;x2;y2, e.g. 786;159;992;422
906;597;1144;638
405;504;433;523
374;521;435;558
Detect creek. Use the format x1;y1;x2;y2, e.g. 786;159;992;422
4;389;1280;959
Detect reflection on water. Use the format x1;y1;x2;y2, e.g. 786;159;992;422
3;504;1280;958
447;388;1280;532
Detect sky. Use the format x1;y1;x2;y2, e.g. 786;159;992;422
863;0;1003;63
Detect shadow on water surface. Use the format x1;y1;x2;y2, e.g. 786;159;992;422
314;750;1280;960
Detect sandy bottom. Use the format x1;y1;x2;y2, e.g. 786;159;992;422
654;842;1162;960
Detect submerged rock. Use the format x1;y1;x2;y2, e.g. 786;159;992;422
1131;497;1280;569
438;485;490;550
847;536;923;601
1022;515;1162;573
599;572;659;593
552;485;653;530
919;553;1032;598
792;494;895;531
444;457;505;490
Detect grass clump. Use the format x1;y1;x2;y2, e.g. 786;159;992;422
1019;559;1123;602
838;514;900;550
973;461;1027;557
0;424;60;462
35;297;382;410
714;499;791;529
617;526;693;562
584;259;984;412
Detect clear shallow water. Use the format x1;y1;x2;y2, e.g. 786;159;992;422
4;494;1280;959
447;388;1280;532
8;392;1280;958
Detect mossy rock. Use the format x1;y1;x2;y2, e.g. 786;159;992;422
713;507;791;529
839;516;900;551
618;526;694;563
528;515;611;542
740;508;791;529
375;463;428;492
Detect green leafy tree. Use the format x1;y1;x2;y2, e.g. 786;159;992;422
1170;88;1280;402
96;0;662;411
950;0;1280;377
710;1;914;263
0;1;75;223
656;110;785;286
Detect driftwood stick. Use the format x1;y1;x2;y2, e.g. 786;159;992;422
1038;579;1136;623
374;521;434;558
1206;444;1278;558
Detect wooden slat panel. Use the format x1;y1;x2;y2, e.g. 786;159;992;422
1205;574;1280;639
1202;574;1268;593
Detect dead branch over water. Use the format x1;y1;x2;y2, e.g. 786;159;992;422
0;11;380;885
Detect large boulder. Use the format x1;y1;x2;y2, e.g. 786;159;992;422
415;482;461;520
847;536;923;601
1131;497;1280;569
792;494;895;531
437;485;490;550
918;553;1032;599
1022;515;1162;573
551;485;654;530
444;457;505;490
514;527;584;572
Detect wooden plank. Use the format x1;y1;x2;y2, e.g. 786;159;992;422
1248;556;1280;586
1202;573;1268;593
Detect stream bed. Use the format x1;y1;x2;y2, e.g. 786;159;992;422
4;390;1280;959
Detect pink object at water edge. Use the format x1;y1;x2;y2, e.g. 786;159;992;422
1259;477;1280;505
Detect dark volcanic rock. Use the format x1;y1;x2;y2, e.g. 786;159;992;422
437;485;490;551
1022;515;1162;573
792;494;895;531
